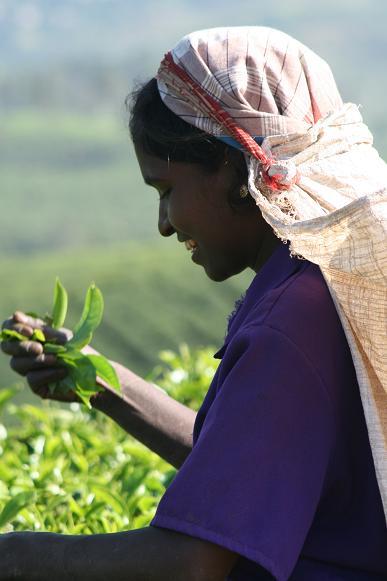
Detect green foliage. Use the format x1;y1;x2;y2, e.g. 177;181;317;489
0;111;155;257
0;280;121;408
149;344;218;411
0;346;218;533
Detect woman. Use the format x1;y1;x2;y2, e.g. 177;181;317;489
1;26;386;580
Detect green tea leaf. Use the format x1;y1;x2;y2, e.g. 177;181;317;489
44;343;66;354
55;354;100;407
0;329;28;342
32;329;46;342
86;354;121;392
73;381;103;408
52;278;68;330
53;351;104;407
57;349;84;362
67;284;103;350
57;353;96;389
70;356;97;390
73;386;93;408
48;376;75;395
0;491;36;529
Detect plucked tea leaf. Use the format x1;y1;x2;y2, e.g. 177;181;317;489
57;353;100;408
67;284;103;350
73;383;103;409
52;278;68;329
2;279;114;408
0;329;28;342
73;386;92;408
48;376;75;396
70;356;97;391
86;354;121;392
32;329;46;342
44;343;66;354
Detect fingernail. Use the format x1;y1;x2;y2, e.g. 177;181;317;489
25;341;43;355
14;311;27;323
43;354;57;365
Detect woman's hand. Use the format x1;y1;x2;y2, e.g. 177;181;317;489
1;311;79;403
2;314;196;468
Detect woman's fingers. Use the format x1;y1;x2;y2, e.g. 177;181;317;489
13;311;45;327
26;368;78;403
6;311;71;344
1;319;34;338
10;353;59;376
1;312;80;403
27;367;68;390
1;339;44;357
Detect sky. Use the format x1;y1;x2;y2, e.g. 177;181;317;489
1;0;386;140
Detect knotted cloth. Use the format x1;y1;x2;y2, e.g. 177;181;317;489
157;27;387;521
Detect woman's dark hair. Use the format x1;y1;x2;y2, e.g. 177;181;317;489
127;78;252;208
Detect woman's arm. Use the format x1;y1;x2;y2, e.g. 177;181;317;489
2;527;238;581
91;361;196;468
1;312;196;469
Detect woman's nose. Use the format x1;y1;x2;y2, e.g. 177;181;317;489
158;200;175;237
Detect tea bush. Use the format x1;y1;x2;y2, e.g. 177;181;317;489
0;345;218;533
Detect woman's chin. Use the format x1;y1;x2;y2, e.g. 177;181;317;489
202;262;235;283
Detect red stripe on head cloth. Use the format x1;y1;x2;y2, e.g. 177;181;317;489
157;27;342;137
157;27;387;522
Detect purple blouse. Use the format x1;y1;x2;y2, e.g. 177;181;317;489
151;244;387;580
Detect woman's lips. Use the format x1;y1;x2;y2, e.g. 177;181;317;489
184;239;200;262
184;239;198;253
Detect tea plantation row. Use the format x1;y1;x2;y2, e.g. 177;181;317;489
0;345;218;532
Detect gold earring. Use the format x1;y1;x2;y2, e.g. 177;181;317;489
239;184;249;198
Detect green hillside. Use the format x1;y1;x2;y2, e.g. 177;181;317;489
0;242;252;393
0;110;159;256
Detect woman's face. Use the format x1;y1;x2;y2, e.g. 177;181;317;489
135;145;280;282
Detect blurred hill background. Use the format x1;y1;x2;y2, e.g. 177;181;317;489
1;0;386;389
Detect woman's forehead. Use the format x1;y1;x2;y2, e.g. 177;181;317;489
135;146;169;182
135;145;204;186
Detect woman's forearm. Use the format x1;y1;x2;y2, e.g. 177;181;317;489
91;361;196;468
2;527;236;581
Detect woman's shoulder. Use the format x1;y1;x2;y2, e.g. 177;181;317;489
231;258;356;389
239;255;341;342
261;260;339;332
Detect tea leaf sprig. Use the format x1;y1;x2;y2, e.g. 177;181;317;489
0;278;120;407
